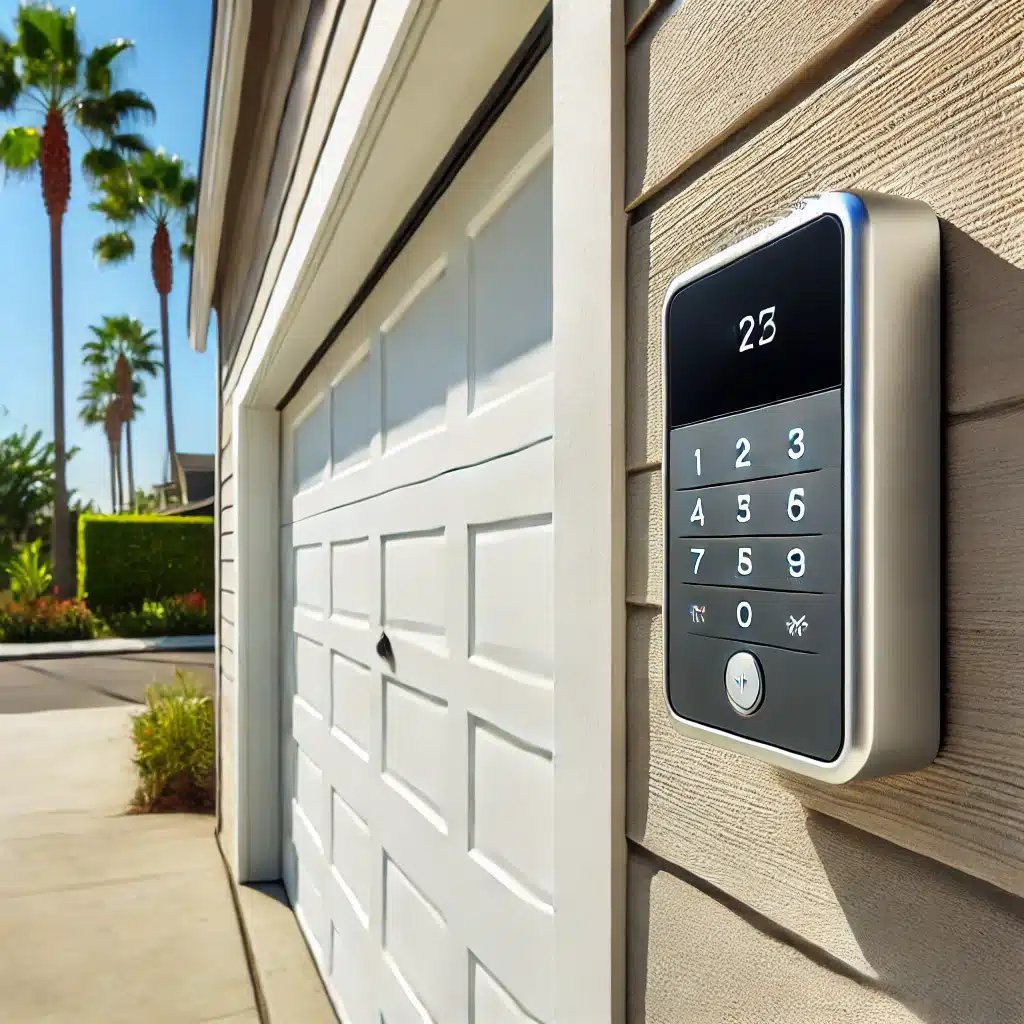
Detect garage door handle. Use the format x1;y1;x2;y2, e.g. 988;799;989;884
376;631;394;661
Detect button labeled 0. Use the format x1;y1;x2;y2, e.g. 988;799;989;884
678;584;840;655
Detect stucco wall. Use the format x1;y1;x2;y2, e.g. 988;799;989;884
624;0;1024;1019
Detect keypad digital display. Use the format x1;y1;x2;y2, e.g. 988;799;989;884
665;216;845;762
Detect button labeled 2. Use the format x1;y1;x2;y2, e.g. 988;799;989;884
669;388;842;488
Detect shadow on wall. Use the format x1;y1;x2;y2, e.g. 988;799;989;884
625;199;1024;1024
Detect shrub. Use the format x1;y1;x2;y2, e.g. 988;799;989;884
0;596;97;642
108;591;213;638
130;670;215;812
5;539;53;602
78;514;214;613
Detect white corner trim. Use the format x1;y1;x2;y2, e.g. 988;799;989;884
552;2;626;1023
189;0;253;353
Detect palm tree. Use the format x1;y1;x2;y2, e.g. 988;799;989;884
78;368;124;513
81;315;160;511
0;4;154;592
93;149;196;499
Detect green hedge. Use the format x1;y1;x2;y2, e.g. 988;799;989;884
77;514;215;612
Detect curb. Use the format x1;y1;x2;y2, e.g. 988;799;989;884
0;634;216;662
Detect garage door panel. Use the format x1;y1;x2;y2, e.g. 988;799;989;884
294;542;329;616
330;534;374;626
328;899;377;1024
382;853;461;1023
467;144;552;417
381;675;450;833
329;789;375;926
381;254;463;457
294;632;330;718
468;513;553;683
293;395;331;495
382;527;448;653
331;649;375;759
330;340;380;481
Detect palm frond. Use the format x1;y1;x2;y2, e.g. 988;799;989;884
94;232;135;264
81;146;124;180
84;39;133;95
0;34;22;112
0;127;40;180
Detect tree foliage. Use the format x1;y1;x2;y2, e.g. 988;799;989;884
0;425;80;564
0;5;154;186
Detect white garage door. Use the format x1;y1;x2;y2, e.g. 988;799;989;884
280;60;558;1023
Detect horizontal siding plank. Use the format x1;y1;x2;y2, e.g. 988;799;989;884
221;506;237;535
220;590;236;626
220;618;235;652
628;850;925;1023
221;473;235;508
627;0;1024;469
626;0;895;204
221;532;237;562
628;407;1024;901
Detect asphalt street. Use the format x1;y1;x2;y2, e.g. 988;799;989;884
0;651;215;713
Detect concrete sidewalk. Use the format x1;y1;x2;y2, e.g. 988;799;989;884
0;633;216;661
0;705;260;1023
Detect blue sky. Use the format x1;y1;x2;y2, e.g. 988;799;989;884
0;0;215;510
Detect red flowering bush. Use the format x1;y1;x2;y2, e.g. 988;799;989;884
0;596;97;643
107;591;213;638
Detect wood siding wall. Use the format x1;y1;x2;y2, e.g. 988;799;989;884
624;0;1024;1020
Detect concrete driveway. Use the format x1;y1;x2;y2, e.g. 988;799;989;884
0;651;215;713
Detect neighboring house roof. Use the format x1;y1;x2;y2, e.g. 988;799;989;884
176;453;215;474
160;496;215;517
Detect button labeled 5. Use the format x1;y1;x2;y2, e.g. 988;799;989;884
674;469;841;538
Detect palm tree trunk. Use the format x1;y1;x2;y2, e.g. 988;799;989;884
115;440;125;513
125;418;136;512
48;212;71;594
158;291;178;496
108;442;116;514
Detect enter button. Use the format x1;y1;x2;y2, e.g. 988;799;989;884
725;650;764;715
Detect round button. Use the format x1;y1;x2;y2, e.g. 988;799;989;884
724;651;763;715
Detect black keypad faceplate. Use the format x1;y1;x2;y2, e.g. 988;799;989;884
666;388;844;760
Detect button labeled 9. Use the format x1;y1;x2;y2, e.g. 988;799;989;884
672;535;840;592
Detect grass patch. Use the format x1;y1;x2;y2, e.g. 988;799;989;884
130;670;215;814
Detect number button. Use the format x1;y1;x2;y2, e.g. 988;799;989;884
787;547;806;578
736;494;751;522
735;437;751;469
787;487;805;522
788;427;805;460
737;547;752;576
